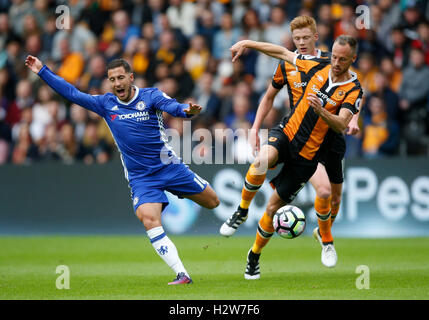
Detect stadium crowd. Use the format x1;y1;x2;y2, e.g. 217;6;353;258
0;0;429;165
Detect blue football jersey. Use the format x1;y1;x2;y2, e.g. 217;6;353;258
38;65;190;178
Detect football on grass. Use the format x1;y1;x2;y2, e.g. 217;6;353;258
273;205;306;239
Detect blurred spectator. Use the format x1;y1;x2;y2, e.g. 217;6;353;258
11;122;39;164
147;0;167;37
171;61;194;101
0;13;16;51
141;22;158;52
154;62;170;84
77;121;111;165
377;0;401;50
212;12;241;60
362;94;400;158
379;55;402;93
317;3;332;26
333;4;357;39
355;52;378;94
37;122;61;162
195;9;218;52
166;0;196;39
158;77;178;100
156;29;182;65
241;8;263;42
112;10;140;50
389;25;411;69
80;55;106;91
29;84;55;143
192;72;221;124
51;15;96;62
411;20;429;65
399;48;429;117
57;122;78;164
317;22;334;52
31;0;52;28
401;3;422;40
184;34;210;81
372;72;400;123
70;104;88;142
22;13;41;36
224;94;255;130
40;15;56;56
132;38;156;84
8;0;32;37
7;79;34;127
56;37;84;85
25;33;48;63
262;5;289;45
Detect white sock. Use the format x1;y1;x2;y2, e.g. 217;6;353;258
147;226;189;277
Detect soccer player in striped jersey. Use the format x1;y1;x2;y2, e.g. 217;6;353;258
220;16;361;269
25;56;220;285
226;35;362;279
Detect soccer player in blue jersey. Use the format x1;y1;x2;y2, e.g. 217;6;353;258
25;55;220;285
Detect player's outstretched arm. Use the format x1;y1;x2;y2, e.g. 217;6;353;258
230;40;297;65
307;93;353;133
25;55;104;116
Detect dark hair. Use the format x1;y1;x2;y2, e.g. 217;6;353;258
106;59;132;73
334;34;358;55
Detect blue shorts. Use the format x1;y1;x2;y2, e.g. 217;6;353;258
128;163;208;212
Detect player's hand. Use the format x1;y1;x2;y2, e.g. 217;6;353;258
230;40;248;62
307;93;323;114
184;102;202;115
25;55;43;74
346;119;360;135
249;128;260;157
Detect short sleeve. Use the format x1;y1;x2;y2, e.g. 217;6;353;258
271;62;286;89
340;89;363;115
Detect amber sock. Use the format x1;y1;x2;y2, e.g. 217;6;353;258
315;196;333;244
251;212;275;254
240;163;266;209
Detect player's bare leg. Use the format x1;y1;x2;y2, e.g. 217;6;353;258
309;163;337;267
136;203;192;285
245;189;286;280
184;185;220;209
220;145;279;237
330;182;343;226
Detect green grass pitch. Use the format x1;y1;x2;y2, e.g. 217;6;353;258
1;235;428;300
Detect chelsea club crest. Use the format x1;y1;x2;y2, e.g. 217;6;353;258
136;101;146;111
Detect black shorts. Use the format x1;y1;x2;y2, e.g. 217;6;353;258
319;133;345;184
267;126;318;203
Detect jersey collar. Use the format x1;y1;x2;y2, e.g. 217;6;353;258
294;48;321;58
326;68;357;92
116;85;139;105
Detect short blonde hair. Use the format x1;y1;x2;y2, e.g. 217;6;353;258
290;16;317;34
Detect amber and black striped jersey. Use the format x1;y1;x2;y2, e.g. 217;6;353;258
272;49;331;108
280;54;363;161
